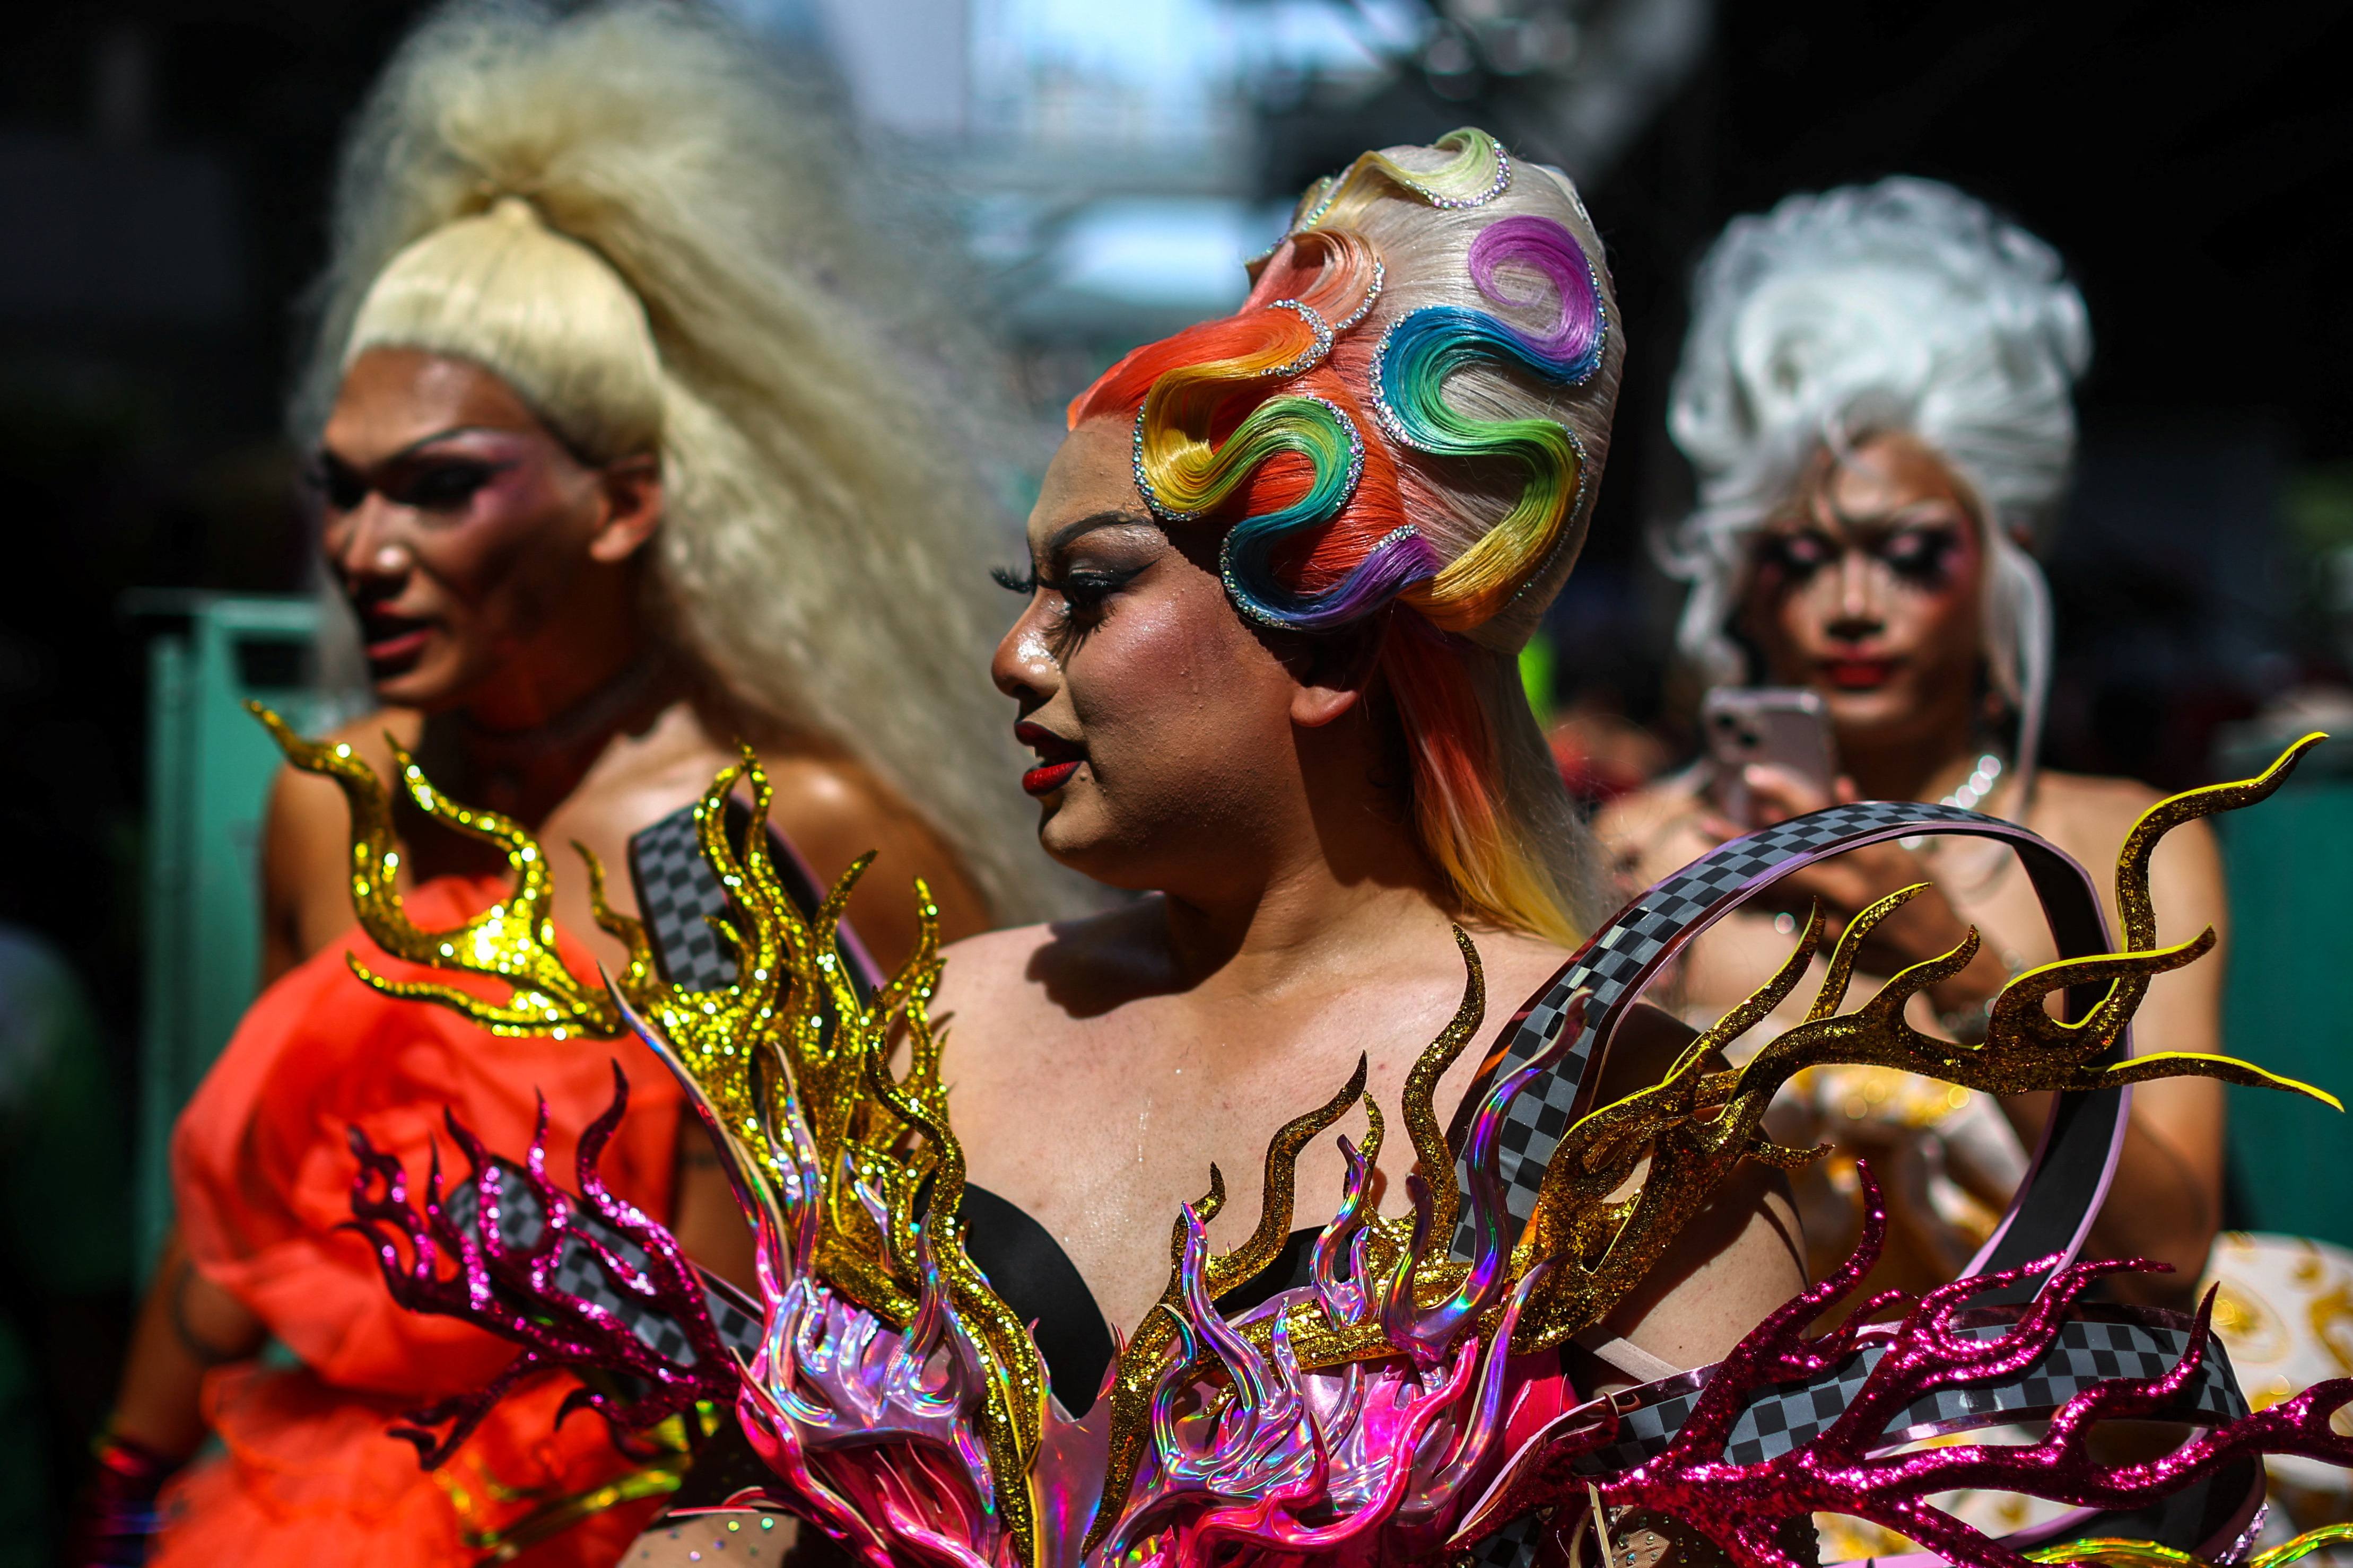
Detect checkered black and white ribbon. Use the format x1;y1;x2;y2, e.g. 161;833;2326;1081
1450;802;2177;1568
628;800;881;1000
1567;1309;2249;1478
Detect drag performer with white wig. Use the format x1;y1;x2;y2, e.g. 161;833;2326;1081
1602;178;2225;1309
1599;180;2238;1551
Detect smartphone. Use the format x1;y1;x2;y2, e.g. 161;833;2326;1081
1701;687;1838;828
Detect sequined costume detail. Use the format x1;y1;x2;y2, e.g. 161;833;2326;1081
285;717;2353;1568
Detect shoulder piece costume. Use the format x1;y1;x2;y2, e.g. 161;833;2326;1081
259;707;2353;1568
159;716;696;1567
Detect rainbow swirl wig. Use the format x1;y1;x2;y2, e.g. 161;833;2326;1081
1070;129;1621;944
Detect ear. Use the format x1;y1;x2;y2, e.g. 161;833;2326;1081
587;452;663;563
1287;628;1381;730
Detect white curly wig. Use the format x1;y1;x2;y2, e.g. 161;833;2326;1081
1655;177;2090;790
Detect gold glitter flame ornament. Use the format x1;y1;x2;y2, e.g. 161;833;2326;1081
264;702;2342;1568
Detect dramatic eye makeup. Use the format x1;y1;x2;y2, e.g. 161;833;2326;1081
383;455;506;511
996;513;1161;633
306;433;520;516
992;562;1147;620
1756;528;1836;580
307;453;371;512
1875;522;1964;585
1752;515;1966;590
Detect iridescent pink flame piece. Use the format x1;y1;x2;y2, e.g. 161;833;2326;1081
1092;1026;1578;1566
1457;1164;2353;1568
351;1051;2353;1568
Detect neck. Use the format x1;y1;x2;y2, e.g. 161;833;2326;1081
1840;718;1994;806
1152;721;1461;1004
429;620;677;824
1158;853;1456;999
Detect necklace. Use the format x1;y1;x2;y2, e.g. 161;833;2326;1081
1939;751;2006;811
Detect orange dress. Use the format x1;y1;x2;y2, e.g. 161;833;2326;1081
162;874;687;1567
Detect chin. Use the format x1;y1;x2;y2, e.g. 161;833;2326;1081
1819;684;1910;730
1034;808;1163;896
368;656;468;714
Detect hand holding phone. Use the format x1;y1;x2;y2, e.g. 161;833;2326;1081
1701;687;1840;829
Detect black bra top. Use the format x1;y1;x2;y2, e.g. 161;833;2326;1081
956;1185;1320;1418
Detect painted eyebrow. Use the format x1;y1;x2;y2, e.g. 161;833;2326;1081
1801;496;1975;535
319;424;521;470
1038;510;1156;560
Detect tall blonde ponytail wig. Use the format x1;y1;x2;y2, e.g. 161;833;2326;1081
302;0;1076;923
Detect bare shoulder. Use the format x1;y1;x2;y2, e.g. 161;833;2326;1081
934;921;1059;1011
260;708;424;978
1465;925;1578;1019
268;708;416;801
2027;770;2224;947
754;750;933;868
2029;769;2163;845
263;708;423;852
2029;770;2218;868
751;744;992;951
934;900;1161;1015
1592;774;1700;853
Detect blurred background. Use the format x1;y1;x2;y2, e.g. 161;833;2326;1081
0;0;2348;1550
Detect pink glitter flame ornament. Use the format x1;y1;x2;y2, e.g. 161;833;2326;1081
1455;1164;2353;1568
347;1065;740;1465
320;734;2353;1568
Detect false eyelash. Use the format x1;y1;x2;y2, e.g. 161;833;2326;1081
991;565;1036;594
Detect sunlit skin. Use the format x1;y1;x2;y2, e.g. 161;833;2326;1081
928;416;1803;1367
109;348;989;1462
1598;432;2226;1309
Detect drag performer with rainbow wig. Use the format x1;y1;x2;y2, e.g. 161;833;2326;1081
267;130;2353;1568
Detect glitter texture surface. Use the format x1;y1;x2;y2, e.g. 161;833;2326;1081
301;721;2351;1568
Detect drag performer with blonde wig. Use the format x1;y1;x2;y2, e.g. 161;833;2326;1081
255;133;2353;1568
75;3;1071;1565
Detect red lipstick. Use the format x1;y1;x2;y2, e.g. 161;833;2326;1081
1015;721;1084;798
362;612;433;669
1821;657;1897;690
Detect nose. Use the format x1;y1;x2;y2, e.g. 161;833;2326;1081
1823;546;1884;643
991;595;1061;709
324;494;412;592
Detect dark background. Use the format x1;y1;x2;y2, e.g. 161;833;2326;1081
0;0;2346;1532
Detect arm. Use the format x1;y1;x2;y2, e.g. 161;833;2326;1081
107;1229;267;1461
1569;1005;1808;1385
258;761;332;986
669;1109;760;1293
258;714;413;985
2082;812;2227;1307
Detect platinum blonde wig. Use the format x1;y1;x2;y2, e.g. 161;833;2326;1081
1657;177;2090;785
302;0;1076;922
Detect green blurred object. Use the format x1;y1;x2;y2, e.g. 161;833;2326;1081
1518;636;1555;720
2214;734;2353;1249
128;593;337;1282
